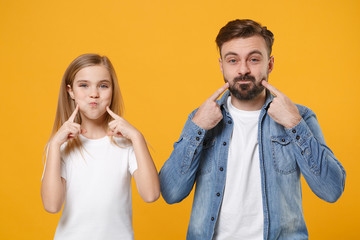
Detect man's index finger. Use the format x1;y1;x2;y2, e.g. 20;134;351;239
209;82;229;101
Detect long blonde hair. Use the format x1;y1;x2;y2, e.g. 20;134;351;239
47;53;125;155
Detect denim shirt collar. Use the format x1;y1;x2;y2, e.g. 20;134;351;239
217;89;274;115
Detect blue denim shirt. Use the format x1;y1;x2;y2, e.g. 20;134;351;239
159;90;346;240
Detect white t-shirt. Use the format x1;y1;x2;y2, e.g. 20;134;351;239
213;96;264;240
52;135;138;240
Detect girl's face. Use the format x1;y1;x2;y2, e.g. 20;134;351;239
68;65;112;123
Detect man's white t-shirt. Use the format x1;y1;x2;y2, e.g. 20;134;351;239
213;96;264;240
50;135;138;240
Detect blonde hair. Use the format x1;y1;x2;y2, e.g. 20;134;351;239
47;53;125;155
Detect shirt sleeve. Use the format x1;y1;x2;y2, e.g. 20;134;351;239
285;107;346;202
128;146;138;176
60;158;67;180
59;144;67;180
159;109;208;204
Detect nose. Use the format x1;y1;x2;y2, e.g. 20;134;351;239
90;87;99;98
238;61;250;76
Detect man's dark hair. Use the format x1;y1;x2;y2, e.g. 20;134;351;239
216;19;274;57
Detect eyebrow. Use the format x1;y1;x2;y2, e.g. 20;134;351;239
223;50;264;58
248;50;263;56
75;79;111;83
223;51;239;58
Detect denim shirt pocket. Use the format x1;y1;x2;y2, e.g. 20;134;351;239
271;136;299;175
197;137;216;176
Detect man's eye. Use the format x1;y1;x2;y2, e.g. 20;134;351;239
250;58;259;62
228;59;237;63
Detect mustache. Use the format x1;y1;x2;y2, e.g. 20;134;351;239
233;75;256;82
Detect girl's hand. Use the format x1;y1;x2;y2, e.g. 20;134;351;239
106;106;141;141
51;105;85;147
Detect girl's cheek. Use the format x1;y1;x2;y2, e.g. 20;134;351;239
74;100;86;110
104;95;112;106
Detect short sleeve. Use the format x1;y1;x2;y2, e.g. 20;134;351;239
128;147;138;175
59;144;68;180
60;159;67;180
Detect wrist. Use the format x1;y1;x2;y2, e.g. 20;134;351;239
285;116;302;129
49;139;63;149
191;116;207;130
129;131;144;142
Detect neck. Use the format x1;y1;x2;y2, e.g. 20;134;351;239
80;114;108;139
230;90;266;111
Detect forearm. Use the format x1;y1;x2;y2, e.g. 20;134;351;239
287;117;346;202
41;142;65;213
132;133;160;203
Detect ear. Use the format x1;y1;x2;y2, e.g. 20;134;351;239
67;84;75;99
219;58;224;75
268;56;274;74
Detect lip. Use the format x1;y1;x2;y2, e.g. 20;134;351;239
89;102;98;106
237;80;251;84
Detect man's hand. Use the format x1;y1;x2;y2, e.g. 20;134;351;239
262;80;302;129
192;82;229;130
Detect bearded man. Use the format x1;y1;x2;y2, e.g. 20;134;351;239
159;19;346;240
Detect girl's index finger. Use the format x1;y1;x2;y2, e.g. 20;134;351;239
106;106;120;119
261;80;282;96
68;105;79;122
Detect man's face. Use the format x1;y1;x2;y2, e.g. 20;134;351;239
219;35;274;100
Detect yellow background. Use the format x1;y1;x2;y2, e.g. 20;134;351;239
0;0;359;239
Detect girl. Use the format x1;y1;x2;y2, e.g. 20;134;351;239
41;53;160;240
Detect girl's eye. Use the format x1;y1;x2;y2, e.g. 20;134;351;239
100;84;109;88
79;84;87;87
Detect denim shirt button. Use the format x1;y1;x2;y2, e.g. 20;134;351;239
281;138;285;142
292;129;296;133
194;149;197;155
301;151;304;155
223;142;227;146
198;131;202;135
196;137;200;141
219;167;224;171
211;217;215;221
228;120;232;124
296;135;300;140
216;192;220;197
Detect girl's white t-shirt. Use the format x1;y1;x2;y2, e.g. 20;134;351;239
53;135;138;240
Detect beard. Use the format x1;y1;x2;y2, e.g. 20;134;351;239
225;74;266;100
